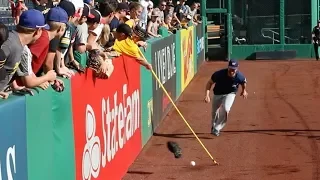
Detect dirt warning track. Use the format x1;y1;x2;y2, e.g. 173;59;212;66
123;60;320;180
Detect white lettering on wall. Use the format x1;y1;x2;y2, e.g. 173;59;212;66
154;42;176;90
0;145;16;180
82;84;140;180
197;36;204;55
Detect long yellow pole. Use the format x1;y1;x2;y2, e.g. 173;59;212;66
138;49;219;165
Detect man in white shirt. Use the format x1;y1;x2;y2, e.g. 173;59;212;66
87;3;115;48
139;0;153;29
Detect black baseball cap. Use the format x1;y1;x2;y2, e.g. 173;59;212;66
58;0;80;17
133;24;149;40
87;9;107;24
116;23;132;37
116;3;129;11
228;59;239;69
82;3;94;18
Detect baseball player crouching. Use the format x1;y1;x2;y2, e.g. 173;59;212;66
204;59;248;136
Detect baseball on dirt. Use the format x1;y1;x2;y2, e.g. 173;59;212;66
190;161;196;166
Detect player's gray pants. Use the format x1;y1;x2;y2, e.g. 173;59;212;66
212;93;236;132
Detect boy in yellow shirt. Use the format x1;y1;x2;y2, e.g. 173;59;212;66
113;23;152;70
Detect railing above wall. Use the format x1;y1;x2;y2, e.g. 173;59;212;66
261;28;300;44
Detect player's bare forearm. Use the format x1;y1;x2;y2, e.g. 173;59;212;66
205;80;213;96
241;83;247;92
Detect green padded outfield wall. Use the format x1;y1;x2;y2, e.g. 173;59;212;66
0;96;28;180
175;30;182;99
231;44;313;59
25;78;75;180
140;43;154;146
0;23;206;180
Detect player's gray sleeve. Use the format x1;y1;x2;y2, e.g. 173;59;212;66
0;43;10;70
1;42;11;57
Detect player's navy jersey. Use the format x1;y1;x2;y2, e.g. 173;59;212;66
313;26;320;39
211;68;247;95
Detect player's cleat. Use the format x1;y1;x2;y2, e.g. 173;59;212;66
213;131;220;136
167;141;182;158
211;128;220;137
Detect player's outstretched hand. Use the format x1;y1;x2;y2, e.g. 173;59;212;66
241;90;248;99
204;95;210;103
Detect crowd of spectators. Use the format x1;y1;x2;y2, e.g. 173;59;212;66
0;0;201;99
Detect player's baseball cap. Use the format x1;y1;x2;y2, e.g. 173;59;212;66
58;0;80;18
18;9;50;30
228;59;239;69
47;7;69;24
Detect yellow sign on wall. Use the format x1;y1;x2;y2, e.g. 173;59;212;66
181;26;194;91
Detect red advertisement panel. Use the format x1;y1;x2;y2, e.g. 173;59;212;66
71;55;142;180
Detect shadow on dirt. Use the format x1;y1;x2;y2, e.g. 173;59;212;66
126;171;153;175
154;129;320;139
153;132;214;139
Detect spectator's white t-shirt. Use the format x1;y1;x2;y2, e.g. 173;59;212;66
76;23;89;45
91;24;104;42
139;0;153;28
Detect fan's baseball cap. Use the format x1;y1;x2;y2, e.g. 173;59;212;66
228;59;239;69
65;0;84;10
18;9;49;30
133;24;149;41
82;3;94;18
58;0;80;17
47;7;69;24
87;9;106;24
